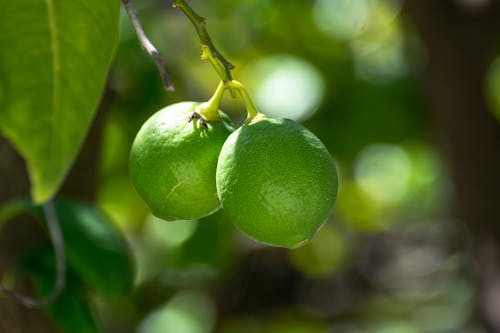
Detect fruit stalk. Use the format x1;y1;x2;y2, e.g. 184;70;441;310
172;0;234;86
195;81;226;122
228;80;262;123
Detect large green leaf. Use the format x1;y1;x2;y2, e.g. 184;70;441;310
0;0;119;203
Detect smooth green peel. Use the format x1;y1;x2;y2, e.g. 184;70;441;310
216;117;338;248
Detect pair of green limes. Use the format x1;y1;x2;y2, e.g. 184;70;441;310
129;102;338;248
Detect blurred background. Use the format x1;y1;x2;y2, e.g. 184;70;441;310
2;0;500;332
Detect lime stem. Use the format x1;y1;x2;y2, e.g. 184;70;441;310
228;80;262;123
195;81;226;122
172;0;234;87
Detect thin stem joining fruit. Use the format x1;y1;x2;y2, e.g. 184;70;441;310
228;80;263;123
123;0;174;91
172;0;234;85
195;81;226;122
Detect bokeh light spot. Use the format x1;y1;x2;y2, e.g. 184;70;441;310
354;143;411;204
243;55;325;122
486;56;500;123
369;321;419;333
313;0;371;40
138;290;216;333
144;215;197;248
351;0;407;82
290;224;349;278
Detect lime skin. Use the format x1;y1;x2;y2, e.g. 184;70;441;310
216;117;338;248
130;102;234;221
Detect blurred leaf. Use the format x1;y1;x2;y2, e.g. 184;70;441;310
289;224;349;278
98;173;149;231
51;200;135;296
486;56;500;123
179;210;234;268
42;285;100;333
335;181;387;231
96;114;149;230
0;0;119;203
219;314;327;333
135;211;234;287
367;321;419;333
18;246;100;333
0;198;31;228
138;290;216;333
28;199;135;296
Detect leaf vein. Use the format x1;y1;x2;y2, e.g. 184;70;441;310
45;0;60;180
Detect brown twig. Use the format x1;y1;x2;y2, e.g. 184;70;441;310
123;0;175;91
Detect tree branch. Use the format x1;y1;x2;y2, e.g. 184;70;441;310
172;0;234;83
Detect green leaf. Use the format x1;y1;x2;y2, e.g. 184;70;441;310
0;198;31;229
19;246;100;333
47;200;135;296
180;210;234;268
41;279;101;333
6;198;135;296
0;0;120;203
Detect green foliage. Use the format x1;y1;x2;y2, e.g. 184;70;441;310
0;198;135;297
41;200;135;296
179;210;234;267
486;56;500;123
18;246;99;333
289;224;350;278
138;290;216;333
0;199;30;228
0;0;119;203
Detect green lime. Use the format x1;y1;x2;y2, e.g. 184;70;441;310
130;102;233;221
216;117;338;248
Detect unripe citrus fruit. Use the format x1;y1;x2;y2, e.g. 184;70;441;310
130;102;233;221
216;117;338;248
